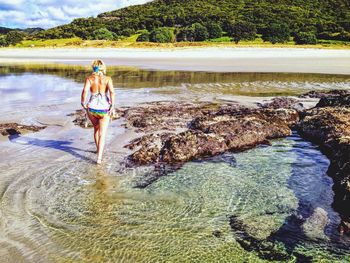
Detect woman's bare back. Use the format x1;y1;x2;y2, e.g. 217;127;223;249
87;74;111;94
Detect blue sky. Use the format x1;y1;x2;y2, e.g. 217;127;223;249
0;0;152;29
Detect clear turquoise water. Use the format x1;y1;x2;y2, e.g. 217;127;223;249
0;65;349;262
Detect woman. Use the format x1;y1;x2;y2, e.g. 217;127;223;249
81;60;115;164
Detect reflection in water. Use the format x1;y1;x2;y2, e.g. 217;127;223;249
1;64;350;95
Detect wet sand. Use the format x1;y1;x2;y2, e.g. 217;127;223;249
1;47;350;74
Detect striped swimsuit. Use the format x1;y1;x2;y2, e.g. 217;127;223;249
87;92;111;118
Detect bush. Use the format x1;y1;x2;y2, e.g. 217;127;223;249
149;27;175;43
227;21;256;43
192;23;209;41
5;31;25;45
136;30;150;42
206;22;223;39
121;28;135;37
92;28;117;40
262;23;290;44
294;32;317;44
317;31;350;41
0;36;8;46
176;27;195;42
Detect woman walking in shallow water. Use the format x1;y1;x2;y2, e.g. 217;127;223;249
81;60;115;164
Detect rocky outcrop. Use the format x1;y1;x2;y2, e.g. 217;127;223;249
0;123;46;137
316;93;350;108
125;102;299;165
123;101;221;132
261;97;304;111
297;95;350;235
299;89;350;99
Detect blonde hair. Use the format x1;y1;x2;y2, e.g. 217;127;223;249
91;59;106;75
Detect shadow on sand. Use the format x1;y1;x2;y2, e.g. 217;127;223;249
9;134;95;163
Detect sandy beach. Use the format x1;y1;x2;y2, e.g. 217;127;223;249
1;47;350;74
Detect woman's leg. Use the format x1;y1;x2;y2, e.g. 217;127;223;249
87;111;100;151
96;115;110;163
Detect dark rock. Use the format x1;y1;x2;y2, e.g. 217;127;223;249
316;94;350;108
0;123;46;136
212;230;222;238
297;101;350;235
262;97;304;111
299;89;350;99
127;103;299;165
123;101;221;132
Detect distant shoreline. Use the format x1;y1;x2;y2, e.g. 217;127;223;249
1;47;350;74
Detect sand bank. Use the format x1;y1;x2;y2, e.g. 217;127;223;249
0;47;350;74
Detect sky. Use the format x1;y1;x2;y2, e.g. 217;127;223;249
0;0;152;29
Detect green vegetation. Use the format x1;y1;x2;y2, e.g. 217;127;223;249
149;27;175;43
92;27;117;40
0;30;26;46
262;23;290;44
1;0;350;47
136;30;150;42
294;32;317;45
227;21;257;44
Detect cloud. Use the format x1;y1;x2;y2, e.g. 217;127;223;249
0;0;152;29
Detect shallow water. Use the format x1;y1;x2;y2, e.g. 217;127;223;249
1;64;350;262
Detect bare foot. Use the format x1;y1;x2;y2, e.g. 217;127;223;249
96;156;102;164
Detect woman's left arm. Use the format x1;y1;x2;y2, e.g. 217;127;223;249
81;78;90;109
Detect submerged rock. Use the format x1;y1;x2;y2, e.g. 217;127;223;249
297;94;350;235
0;123;46;137
302;207;329;240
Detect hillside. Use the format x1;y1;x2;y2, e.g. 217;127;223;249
0;27;43;35
20;0;350;43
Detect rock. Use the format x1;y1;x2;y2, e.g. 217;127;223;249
0;123;46;137
299;89;350;99
297;94;350;235
123;101;221;132
316;94;350;108
127;103;299;165
161;130;228;163
262;97;304;111
302;207;329;240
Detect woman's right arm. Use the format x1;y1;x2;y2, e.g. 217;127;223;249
81;78;90;109
107;77;115;109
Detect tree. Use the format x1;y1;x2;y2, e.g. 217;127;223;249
206;22;223;39
0;36;8;47
92;28;117;40
192;23;209;41
227;21;256;43
5;31;24;45
136;30;150;42
149;27;175;43
294;31;317;44
262;23;290;44
176;27;195;42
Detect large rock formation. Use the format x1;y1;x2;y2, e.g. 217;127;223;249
124;102;299;165
297;93;350;235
